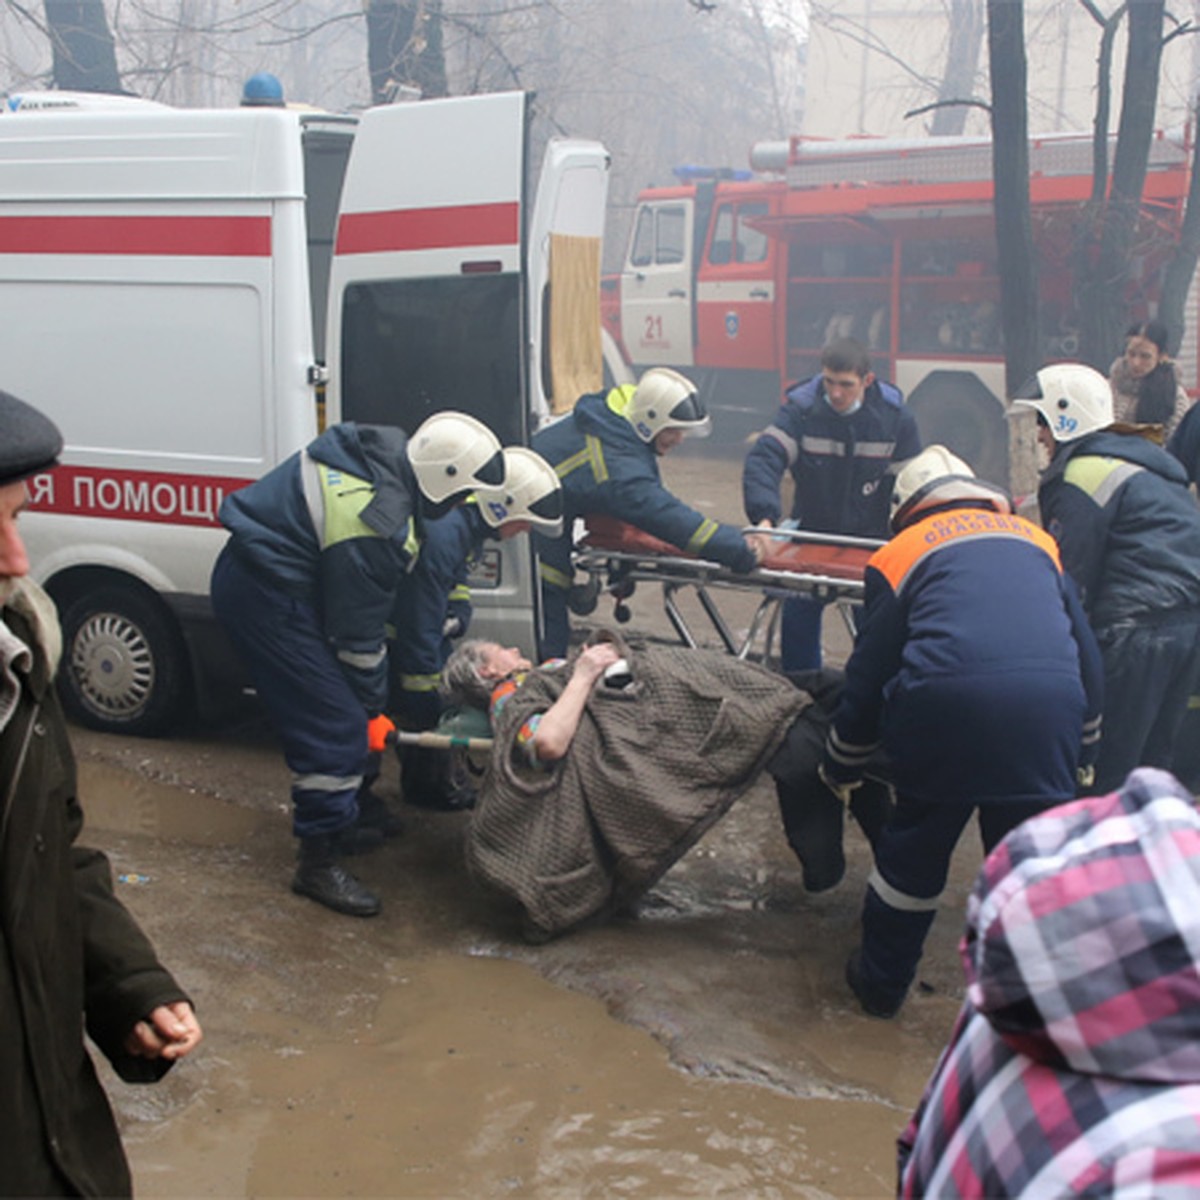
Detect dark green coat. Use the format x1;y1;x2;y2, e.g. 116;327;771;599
1;582;190;1197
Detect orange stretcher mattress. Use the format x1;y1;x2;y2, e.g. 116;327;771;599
580;515;874;582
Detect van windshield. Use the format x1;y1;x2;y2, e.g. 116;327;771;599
339;274;524;444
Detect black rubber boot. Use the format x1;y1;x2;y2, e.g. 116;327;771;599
400;747;475;811
845;948;906;1019
328;823;386;856
356;788;404;838
292;835;381;917
777;781;847;893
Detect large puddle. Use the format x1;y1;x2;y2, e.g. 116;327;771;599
78;751;975;1197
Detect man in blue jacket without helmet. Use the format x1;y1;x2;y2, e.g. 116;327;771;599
743;337;921;671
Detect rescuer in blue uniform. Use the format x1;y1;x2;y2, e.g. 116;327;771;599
1167;398;1200;487
211;412;505;918
821;445;1103;1019
1015;362;1200;794
743;337;921;671
390;447;563;809
532;367;768;658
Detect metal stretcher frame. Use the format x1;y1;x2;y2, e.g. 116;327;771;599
573;517;881;663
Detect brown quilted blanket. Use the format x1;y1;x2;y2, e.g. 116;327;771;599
466;639;811;939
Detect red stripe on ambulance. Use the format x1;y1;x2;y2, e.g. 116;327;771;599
0;215;271;256
334;201;519;255
28;466;252;528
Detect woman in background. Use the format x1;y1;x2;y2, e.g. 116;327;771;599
1109;318;1192;440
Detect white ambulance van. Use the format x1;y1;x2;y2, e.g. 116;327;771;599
0;89;610;734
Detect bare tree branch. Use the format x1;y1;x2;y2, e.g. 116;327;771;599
6;0;51;37
905;97;991;119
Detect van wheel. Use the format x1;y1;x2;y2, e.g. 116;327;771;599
58;587;190;736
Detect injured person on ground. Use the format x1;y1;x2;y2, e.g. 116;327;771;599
440;629;893;941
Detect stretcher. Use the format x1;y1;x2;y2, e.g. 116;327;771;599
573;515;880;662
391;705;495;753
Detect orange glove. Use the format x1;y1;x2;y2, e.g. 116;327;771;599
367;714;396;754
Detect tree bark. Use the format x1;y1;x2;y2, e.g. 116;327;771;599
1077;0;1164;368
1158;105;1200;355
44;0;122;94
930;0;986;136
986;0;1040;393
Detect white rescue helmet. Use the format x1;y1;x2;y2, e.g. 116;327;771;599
890;444;1012;532
1010;363;1114;442
625;367;711;442
476;447;564;537
408;411;505;504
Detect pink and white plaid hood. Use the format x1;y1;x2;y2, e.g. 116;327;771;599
899;768;1200;1197
965;766;1200;1082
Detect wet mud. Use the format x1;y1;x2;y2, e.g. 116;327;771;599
73;456;983;1197
78;736;980;1199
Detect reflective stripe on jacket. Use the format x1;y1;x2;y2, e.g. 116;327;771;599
532;390;755;572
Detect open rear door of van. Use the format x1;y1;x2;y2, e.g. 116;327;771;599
324;92;608;656
525;137;610;427
326;91;529;440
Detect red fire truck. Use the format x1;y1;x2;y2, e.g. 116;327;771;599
600;129;1195;482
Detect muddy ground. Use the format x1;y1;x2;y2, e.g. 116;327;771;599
74;454;986;1199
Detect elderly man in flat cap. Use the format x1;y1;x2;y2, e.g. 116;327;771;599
0;389;203;1198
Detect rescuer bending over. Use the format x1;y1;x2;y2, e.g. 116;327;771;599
531;367;771;658
821;445;1104;1019
387;446;564;812
211;412;506;918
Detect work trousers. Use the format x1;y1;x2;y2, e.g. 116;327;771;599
779;596;826;672
858;796;1049;1009
1094;612;1200;793
211;545;367;838
534;530;574;660
779;597;862;673
767;670;892;888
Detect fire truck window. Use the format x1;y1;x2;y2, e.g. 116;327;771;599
736;203;769;264
655;206;686;265
709;206;734;265
630;208;655;267
339;275;523;444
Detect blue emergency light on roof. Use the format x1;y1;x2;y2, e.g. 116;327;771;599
672;165;754;184
241;72;285;107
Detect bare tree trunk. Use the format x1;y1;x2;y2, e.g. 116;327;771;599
44;0;122;93
1077;0;1164;368
1069;3;1124;368
987;0;1040;393
1158;100;1200;354
930;0;986;135
365;0;447;104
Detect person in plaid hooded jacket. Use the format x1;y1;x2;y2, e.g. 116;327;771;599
898;767;1200;1198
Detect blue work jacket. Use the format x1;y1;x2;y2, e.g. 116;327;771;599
218;422;421;713
743;374;920;536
